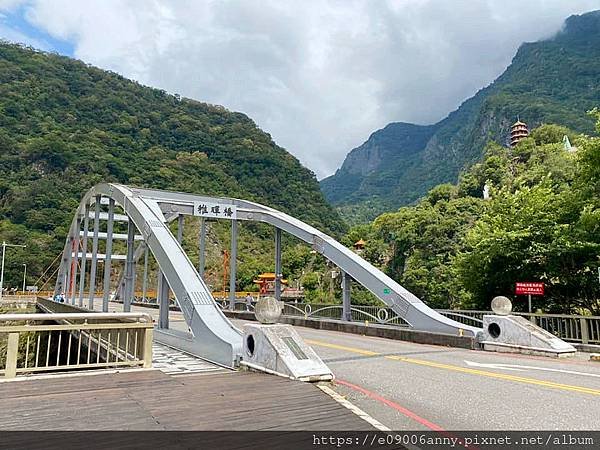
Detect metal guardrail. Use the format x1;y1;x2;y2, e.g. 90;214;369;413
0;298;36;310
3;292;53;298
215;300;410;326
215;300;254;312
0;312;154;379
436;309;600;345
282;303;410;326
529;313;600;345
434;310;486;328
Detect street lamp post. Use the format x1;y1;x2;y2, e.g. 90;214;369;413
0;241;27;301
22;263;27;294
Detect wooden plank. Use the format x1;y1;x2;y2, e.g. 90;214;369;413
0;370;371;430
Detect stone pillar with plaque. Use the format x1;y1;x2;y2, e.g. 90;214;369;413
480;296;576;357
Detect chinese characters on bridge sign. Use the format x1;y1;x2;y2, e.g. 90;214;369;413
193;201;237;220
515;282;544;296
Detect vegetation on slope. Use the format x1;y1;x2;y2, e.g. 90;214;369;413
349;116;600;314
0;42;344;289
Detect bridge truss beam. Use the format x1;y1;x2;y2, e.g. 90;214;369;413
55;183;481;368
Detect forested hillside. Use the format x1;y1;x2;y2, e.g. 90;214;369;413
0;42;344;288
322;10;600;223
350;116;600;314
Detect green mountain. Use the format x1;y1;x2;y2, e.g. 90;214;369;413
0;42;344;287
356;119;600;314
321;10;600;223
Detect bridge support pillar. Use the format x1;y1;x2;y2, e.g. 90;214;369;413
131;253;137;302
198;218;206;278
88;196;101;310
123;218;135;312
158;271;170;329
229;220;238;310
70;217;81;305
177;214;184;244
141;246;149;301
342;271;351;321
275;228;282;301
101;198;115;312
78;204;90;307
63;233;73;300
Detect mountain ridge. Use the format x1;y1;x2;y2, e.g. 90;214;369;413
321;10;600;222
0;41;345;284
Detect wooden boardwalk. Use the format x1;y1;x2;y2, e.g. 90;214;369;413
0;369;371;431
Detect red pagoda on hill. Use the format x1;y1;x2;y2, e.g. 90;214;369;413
510;120;529;147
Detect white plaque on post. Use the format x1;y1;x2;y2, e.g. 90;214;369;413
193;201;237;220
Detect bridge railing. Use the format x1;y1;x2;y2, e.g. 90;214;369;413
215;299;599;344
436;309;600;345
0;298;37;310
215;300;410;326
0;312;154;379
282;303;410;326
524;312;600;345
2;291;54;298
434;310;486;328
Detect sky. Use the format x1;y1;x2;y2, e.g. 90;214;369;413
1;1;600;179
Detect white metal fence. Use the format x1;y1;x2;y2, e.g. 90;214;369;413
0;312;154;379
435;309;600;345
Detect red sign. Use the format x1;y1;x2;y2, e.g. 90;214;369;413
515;282;544;296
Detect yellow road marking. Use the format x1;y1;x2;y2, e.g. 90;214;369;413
306;339;600;396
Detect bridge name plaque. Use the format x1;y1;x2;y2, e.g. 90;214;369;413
193;201;237;220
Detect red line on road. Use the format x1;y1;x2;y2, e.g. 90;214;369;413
336;379;445;431
336;379;477;449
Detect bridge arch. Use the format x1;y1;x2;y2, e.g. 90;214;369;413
54;184;242;367
54;184;481;367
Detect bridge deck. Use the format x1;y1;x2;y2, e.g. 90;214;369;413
0;369;370;430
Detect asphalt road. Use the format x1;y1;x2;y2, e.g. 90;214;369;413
100;301;600;430
280;324;600;431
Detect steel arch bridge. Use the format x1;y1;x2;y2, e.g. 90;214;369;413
54;184;481;367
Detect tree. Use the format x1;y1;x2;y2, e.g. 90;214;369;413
373;195;481;308
0;42;346;287
356;115;600;314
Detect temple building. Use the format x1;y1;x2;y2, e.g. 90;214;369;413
253;272;288;295
353;239;365;250
510;120;529;147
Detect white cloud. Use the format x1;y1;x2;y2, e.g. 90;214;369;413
0;0;25;10
0;0;51;50
3;0;600;177
0;22;47;49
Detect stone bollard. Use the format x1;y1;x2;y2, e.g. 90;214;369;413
254;296;283;324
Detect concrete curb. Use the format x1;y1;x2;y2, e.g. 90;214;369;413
317;384;390;432
574;343;600;354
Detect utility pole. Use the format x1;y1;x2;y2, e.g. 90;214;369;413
0;241;27;301
22;263;27;294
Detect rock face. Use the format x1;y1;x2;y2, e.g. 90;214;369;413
342;123;438;177
321;10;600;222
320;122;438;209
